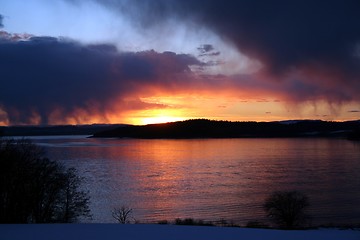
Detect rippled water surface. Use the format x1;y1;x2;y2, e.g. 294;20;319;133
30;136;360;225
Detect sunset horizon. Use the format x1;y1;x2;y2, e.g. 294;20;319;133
1;1;360;126
1;117;360;128
1;1;360;236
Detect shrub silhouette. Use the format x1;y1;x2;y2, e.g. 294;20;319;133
246;220;269;228
0;139;91;223
174;218;214;226
264;190;310;229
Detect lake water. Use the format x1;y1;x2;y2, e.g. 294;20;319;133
29;136;360;226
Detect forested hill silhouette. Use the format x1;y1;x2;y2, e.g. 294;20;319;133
92;119;360;139
0;124;126;136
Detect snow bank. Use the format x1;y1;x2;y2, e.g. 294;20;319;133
1;224;359;240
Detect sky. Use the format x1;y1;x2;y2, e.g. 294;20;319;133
1;0;360;125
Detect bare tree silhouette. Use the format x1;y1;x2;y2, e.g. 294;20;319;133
0;139;91;223
112;206;133;224
264;190;310;229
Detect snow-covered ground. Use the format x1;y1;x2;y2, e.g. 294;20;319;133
1;224;359;240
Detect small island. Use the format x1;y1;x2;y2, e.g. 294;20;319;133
92;119;360;139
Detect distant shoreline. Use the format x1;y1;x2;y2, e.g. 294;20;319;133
1;119;359;140
92;119;360;139
0;124;126;137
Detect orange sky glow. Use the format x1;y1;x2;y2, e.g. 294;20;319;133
1;1;360;126
124;99;360;125
3;94;355;126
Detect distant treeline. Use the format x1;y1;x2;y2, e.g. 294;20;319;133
0;124;126;136
92;119;360;139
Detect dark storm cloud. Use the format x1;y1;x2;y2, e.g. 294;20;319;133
198;44;213;54
0;14;4;28
125;0;360;73
0;35;203;124
182;0;360;74
101;0;360;102
197;44;220;57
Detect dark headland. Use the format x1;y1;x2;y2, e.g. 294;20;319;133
92;119;360;139
0;124;126;137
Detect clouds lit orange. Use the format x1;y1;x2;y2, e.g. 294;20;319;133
0;1;360;125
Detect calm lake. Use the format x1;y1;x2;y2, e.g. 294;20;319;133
29;136;360;226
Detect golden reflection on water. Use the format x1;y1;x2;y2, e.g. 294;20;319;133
42;137;360;225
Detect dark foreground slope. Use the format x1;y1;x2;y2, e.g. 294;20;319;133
92;119;360;139
1;224;359;240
